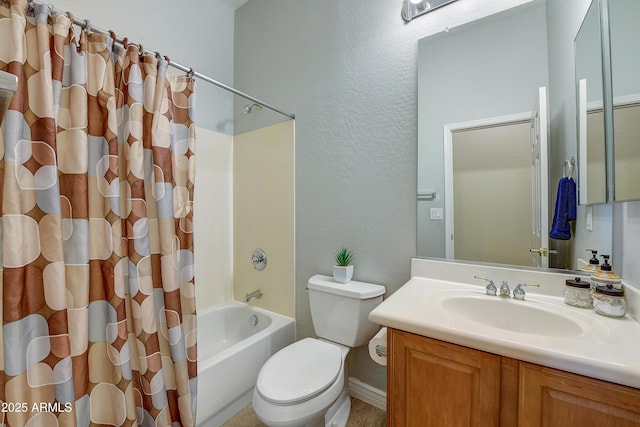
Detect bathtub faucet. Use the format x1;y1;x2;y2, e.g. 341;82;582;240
244;289;263;302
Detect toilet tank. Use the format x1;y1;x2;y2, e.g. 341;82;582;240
308;275;386;347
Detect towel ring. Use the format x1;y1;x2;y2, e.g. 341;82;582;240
564;157;575;179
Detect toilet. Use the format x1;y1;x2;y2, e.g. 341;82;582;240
252;274;386;427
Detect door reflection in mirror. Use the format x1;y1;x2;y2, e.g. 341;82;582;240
450;121;533;266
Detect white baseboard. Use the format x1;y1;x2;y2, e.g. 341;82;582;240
348;377;386;411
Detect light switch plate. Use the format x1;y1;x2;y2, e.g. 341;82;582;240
430;208;443;220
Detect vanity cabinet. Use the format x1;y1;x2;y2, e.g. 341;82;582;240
388;329;501;426
388;328;640;427
518;362;640;426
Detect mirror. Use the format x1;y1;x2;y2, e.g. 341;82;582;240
609;0;640;201
577;0;640;203
417;0;613;270
575;0;607;205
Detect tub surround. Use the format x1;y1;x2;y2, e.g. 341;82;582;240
369;258;640;390
194;128;234;312
233;121;295;318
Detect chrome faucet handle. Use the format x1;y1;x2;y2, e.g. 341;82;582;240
499;281;510;298
474;275;497;296
485;281;497;296
513;283;526;300
251;248;267;270
513;283;540;301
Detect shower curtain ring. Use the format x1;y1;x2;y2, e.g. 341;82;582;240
83;19;91;32
187;68;194;78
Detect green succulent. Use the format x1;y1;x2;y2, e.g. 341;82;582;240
335;247;354;266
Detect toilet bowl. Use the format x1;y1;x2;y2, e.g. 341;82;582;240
252;275;386;427
252;338;350;427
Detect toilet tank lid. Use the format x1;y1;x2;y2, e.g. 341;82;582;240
308;275;386;299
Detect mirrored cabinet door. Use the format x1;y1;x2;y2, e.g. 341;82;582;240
576;0;640;204
609;0;640;202
575;0;607;205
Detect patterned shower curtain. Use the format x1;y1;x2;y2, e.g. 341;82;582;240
0;1;197;425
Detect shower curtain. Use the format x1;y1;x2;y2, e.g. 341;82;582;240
0;1;197;426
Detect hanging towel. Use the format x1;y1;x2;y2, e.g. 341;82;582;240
567;177;577;221
550;177;577;240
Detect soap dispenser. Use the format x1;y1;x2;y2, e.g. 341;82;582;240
581;249;600;273
590;255;621;289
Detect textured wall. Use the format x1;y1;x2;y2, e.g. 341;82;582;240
609;0;640;291
615;203;640;291
235;0;536;391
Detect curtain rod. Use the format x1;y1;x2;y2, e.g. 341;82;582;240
28;0;295;120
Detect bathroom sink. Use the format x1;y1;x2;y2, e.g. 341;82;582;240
440;295;584;337
368;262;640;390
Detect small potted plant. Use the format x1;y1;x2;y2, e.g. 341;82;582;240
333;247;354;283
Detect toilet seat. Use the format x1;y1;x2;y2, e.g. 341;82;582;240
256;338;343;405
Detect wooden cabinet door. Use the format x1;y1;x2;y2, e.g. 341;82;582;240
519;362;640;426
388;329;501;427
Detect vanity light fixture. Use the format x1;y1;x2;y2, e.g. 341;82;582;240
402;0;458;22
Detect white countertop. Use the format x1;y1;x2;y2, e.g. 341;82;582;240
369;259;640;390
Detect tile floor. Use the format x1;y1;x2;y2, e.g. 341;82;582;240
223;397;386;427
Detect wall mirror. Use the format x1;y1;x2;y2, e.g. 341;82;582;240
417;0;613;271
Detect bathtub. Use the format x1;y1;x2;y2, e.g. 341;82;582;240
196;301;295;426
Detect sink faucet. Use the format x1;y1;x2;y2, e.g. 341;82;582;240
513;283;540;301
244;289;263;302
474;275;497;296
499;281;510;298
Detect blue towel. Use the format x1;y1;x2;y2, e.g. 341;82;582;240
550;177;577;240
567;177;577;221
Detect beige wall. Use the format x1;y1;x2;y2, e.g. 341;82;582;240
194;127;234;312
233;121;295;318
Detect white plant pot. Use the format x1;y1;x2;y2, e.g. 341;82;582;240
333;265;354;283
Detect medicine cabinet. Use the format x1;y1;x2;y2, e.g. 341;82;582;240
576;0;640;204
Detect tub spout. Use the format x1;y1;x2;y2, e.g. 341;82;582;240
244;289;263;302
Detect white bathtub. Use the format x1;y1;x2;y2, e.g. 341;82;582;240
196;301;295;426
